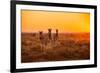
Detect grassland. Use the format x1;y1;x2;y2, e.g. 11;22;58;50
21;33;90;63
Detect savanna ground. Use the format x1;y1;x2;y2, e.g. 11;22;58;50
21;33;90;63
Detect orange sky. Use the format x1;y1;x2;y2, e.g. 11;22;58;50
21;10;90;33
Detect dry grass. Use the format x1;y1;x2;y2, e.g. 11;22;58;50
21;33;90;63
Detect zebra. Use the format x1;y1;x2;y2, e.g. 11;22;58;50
39;31;47;52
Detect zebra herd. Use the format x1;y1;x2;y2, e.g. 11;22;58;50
39;29;59;51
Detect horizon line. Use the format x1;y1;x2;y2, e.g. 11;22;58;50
22;32;90;33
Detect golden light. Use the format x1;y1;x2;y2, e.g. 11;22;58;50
21;10;90;33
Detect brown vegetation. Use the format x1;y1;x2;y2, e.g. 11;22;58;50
21;33;90;63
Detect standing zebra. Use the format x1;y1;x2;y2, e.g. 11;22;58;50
39;31;47;52
53;29;59;43
48;29;52;40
